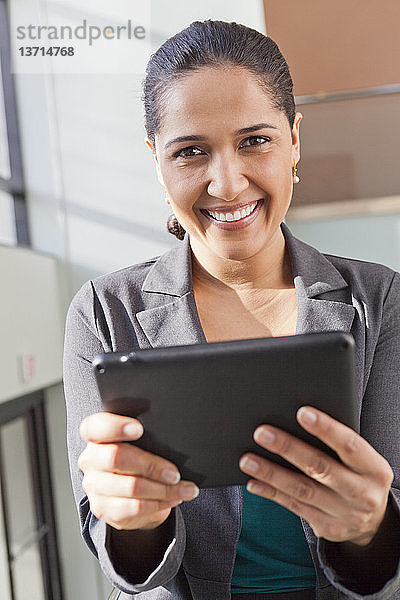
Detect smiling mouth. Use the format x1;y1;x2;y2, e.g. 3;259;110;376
201;200;262;222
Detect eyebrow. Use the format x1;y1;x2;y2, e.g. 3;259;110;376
163;122;279;151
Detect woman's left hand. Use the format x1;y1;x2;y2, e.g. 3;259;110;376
239;406;394;546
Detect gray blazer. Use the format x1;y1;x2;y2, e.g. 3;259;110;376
63;222;400;600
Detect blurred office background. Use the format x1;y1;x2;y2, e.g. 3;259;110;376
0;1;399;599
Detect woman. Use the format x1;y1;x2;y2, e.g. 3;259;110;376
63;20;400;600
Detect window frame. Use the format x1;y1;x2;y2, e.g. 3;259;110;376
0;0;30;246
0;391;64;600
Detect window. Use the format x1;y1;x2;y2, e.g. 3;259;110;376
0;391;63;600
0;0;30;246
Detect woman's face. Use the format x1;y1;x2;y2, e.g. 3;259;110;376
147;66;302;262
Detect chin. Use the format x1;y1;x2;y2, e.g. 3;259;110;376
213;239;264;261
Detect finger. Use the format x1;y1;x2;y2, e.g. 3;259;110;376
78;442;184;486
80;412;144;443
90;495;180;530
244;479;353;543
250;424;368;497
296;406;393;481
249;425;377;507
82;471;199;502
245;426;379;515
247;417;393;515
239;452;364;516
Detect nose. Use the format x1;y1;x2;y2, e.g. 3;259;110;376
207;154;249;201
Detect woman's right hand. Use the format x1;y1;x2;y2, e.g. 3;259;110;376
78;412;199;531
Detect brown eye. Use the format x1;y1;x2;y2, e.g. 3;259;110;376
173;146;204;159
240;136;270;148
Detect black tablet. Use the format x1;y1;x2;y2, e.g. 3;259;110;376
92;331;357;488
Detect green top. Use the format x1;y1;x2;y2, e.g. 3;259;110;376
231;485;316;594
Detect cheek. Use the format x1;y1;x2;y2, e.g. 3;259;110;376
163;183;196;220
263;151;291;175
165;168;206;206
256;159;293;207
251;149;291;179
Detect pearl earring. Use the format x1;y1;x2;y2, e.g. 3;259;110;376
292;164;300;184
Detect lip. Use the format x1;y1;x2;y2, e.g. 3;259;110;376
201;200;259;214
200;199;264;230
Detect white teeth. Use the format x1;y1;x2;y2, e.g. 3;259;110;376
206;201;258;222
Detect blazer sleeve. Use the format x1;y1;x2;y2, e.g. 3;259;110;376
62;280;186;595
317;271;400;600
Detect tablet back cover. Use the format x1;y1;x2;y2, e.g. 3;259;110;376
93;331;357;488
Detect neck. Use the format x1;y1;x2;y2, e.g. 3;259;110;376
190;226;294;297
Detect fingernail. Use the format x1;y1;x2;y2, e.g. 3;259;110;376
298;407;317;426
123;422;143;438
179;483;199;500
255;428;275;445
161;469;181;485
247;481;264;495
239;456;259;473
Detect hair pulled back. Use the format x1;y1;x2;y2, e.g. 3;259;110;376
142;20;295;240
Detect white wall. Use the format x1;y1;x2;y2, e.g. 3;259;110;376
287;213;400;272
0;244;63;403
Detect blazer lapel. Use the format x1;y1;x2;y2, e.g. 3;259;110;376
280;222;356;336
136;234;207;348
136;222;356;349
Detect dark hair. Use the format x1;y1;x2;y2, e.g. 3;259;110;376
142;19;295;240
